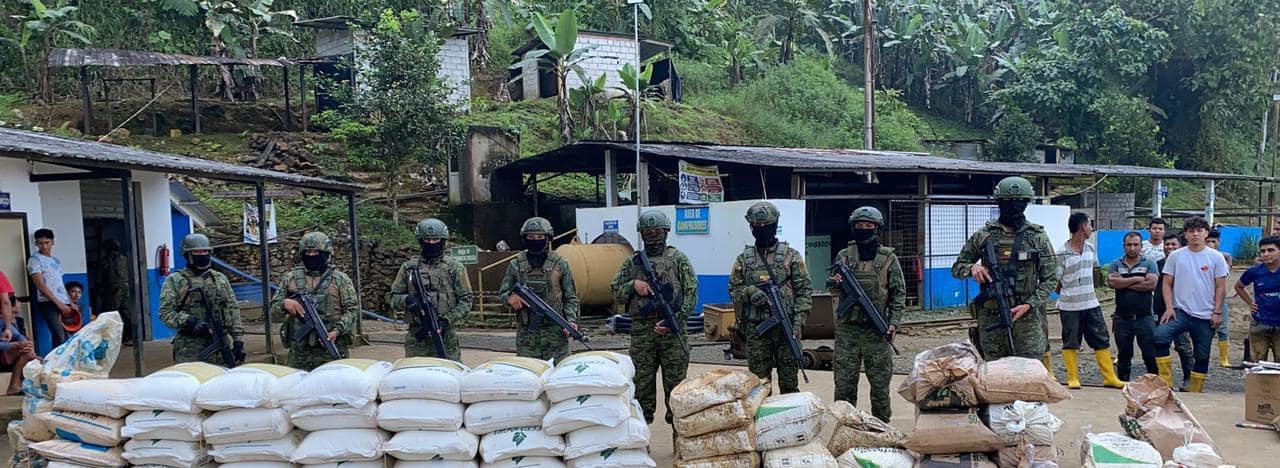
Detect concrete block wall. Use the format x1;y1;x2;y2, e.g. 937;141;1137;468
439;38;471;109
518;34;640;99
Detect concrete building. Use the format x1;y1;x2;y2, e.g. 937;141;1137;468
508;31;679;102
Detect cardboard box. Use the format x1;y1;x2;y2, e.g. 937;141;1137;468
1245;369;1280;424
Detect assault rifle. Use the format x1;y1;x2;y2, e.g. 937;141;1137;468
191;287;237;367
289;291;341;359
755;278;808;383
407;268;448;357
632;252;689;358
978;239;1019;355
512;282;592;349
828;262;898;354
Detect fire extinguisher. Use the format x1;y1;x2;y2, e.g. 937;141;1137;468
157;244;171;276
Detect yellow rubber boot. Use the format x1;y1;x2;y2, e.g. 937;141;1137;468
1041;352;1056;382
1062;349;1082;389
1218;340;1231;368
1155;356;1173;386
1188;372;1208;393
1095;349;1126;388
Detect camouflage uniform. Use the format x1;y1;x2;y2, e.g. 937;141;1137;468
159;235;243;365
610;210;697;424
96;241;132;340
387;219;474;361
269;233;359;371
498;218;580;362
829;207;904;422
951;179;1059;361
729;202;813;394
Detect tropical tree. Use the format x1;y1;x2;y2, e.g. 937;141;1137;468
512;10;597;143
11;0;96;102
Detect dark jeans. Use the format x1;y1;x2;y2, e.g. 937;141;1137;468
35;301;67;351
1060;306;1111;350
1155;309;1215;374
1113;314;1157;380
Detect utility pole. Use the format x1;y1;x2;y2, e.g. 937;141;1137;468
863;0;876;149
629;0;645;208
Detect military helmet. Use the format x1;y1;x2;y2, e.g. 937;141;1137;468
181;233;212;254
744;202;780;224
415;218;449;240
299;232;333;253
993;176;1035;200
637;210;671;231
848;206;884;227
520;217;554;236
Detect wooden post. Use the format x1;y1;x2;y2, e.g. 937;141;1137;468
189;65;201;134
299;65;308;132
347;193;363;340
120;174;145;376
80;66;93;135
257;183;274;362
283;66;293;130
149;78;158;136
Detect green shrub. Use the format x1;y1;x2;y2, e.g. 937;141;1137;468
985;109;1041;162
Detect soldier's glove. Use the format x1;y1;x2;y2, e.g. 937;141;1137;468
182;316;211;336
749;289;769;307
406;295;424;316
233;340;246;364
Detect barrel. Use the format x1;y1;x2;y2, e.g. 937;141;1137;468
554;243;635;306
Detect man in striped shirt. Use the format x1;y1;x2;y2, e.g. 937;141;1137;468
1056;212;1125;389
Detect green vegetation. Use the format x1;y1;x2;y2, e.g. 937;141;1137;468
0;93;26;121
985;109;1040;163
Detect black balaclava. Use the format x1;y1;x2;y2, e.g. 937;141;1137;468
752;223;778;248
303;252;329;272
421;239;446;260
641;230;668;256
189;253;212;270
997;199;1029;230
525;237;549;268
852;228;880;260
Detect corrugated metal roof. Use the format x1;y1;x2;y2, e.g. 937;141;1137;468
496;141;1269;181
293;16;481;37
48;48;294;68
169;180;222;227
0;127;363;192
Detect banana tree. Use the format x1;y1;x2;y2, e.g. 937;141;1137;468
199;0;296;101
511;10;597;143
13;0;95;102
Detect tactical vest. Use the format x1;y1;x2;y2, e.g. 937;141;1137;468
977;225;1043;304
625;247;682;319
174;270;232;340
511;252;566;327
285;267;347;323
740;242;796;321
409;258;458;327
836;245;893;324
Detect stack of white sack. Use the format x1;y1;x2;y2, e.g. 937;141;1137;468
753;392;835;468
461;356;563;468
22;312;125;467
109;362;225;468
280;359;393;468
542;351;653;468
33;378;132;467
377;357;478;468
669;368;771;468
199;363;308;466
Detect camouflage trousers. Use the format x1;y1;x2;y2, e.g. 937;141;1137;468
288;342;348;371
834;323;894;422
742;319;801;394
973;302;1047;361
630;317;689;424
404;328;462;361
517;325;570;363
99;286;132;341
171;334;232;366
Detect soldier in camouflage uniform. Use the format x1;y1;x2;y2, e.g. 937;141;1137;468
610;210;697;425
498;217;580;362
159;234;245;366
951;177;1060;360
270;232;359;371
827;207;904;422
387;219;474;361
729;202;813;394
95;239;133;344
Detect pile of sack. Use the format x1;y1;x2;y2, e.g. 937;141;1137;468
200;363;308;467
669;368;770;467
113;362;224;467
378;357;477;466
897;342;1071;468
543;352;654;468
285;359;394;467
1080;374;1224;467
826;401;913;468
463;356;562;467
754;392;836;467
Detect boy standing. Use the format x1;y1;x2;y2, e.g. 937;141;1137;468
1236;236;1280;362
1156;217;1228;392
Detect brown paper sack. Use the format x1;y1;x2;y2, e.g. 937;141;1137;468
676;422;757;461
1118;374;1219;460
996;441;1058;468
674;382;770;437
826;400;907;455
897;342;984;409
674;451;761;468
917;453;1000;468
670;369;762;419
902;408;1006;455
976;357;1071;404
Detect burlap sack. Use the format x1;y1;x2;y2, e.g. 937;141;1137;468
675;423;756;461
826;400;906;455
917;453;999;468
996;441;1058;468
902;408;1005;455
674;451;760;468
976;357;1071;404
670;369;761;418
673;381;769;437
1119;374;1218;461
897;343;983;409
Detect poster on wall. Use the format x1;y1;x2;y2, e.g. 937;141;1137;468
675;206;710;235
678;160;724;204
243;200;278;245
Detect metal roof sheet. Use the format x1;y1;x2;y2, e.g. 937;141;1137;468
48;48;294;68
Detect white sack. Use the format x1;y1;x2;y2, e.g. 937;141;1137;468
42;312;123;383
764;441;838;468
1083;432;1163;468
123;410;205;441
395;461;478;468
480;456;565;468
381;430;479;461
208;430;304;463
379;358;469;403
122;439;208;468
465;399;548;435
542;394;630;436
110;363;225;413
290;429;388;464
563;415;649;459
460;357;552;403
291;403;378;431
754;392;826;451
303;460;386;468
203;407;292;445
218;463;296;468
988;401;1063;447
37;410;124;446
377;399;464;432
543;352;634;403
479;426;565;463
835;447;916;468
30;438;126;468
53;379;132;418
565;448;654;468
196;364;307;410
281;359;392;409
22;394;55;442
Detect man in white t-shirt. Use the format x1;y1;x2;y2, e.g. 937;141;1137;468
1143;218;1167;262
1155;216;1228;392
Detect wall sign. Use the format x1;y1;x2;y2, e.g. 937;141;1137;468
675;206;710;235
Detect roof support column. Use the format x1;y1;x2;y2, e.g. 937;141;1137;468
189;65;201;134
120;173;145;376
637;157;650;206
1037;178;1050;204
299;65;308;132
1152;178;1162;218
1206;179;1216;225
257;183;274;362
283;66;293;131
604;149;619;207
347;192;363;341
79;66;93;135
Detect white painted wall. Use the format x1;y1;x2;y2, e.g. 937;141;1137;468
0;158;44;229
575;199;807;277
519;33;639;100
39;180;87;274
136;172;171;269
